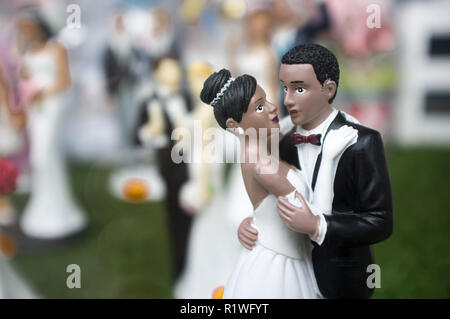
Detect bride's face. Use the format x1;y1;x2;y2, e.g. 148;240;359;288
17;17;42;44
239;84;280;134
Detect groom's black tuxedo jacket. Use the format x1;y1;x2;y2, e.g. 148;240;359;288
279;111;393;299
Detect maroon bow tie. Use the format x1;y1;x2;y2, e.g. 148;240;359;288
291;133;322;146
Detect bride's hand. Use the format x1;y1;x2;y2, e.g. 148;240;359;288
322;125;358;160
30;89;45;106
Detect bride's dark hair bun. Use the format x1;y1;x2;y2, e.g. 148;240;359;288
200;68;257;129
200;69;231;107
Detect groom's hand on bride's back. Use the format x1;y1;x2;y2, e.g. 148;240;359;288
237;217;258;250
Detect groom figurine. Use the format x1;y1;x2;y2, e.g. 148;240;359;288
238;43;393;298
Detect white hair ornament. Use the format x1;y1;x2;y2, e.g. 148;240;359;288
210;77;235;107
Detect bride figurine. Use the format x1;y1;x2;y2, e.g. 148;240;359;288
200;69;357;298
17;12;86;239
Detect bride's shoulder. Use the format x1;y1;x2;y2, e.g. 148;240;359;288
47;41;68;56
246;161;294;197
241;156;293;179
252;157;289;176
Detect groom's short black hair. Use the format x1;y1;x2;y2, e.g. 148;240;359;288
281;43;340;104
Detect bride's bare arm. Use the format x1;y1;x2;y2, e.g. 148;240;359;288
251;161;295;199
236;160;295;250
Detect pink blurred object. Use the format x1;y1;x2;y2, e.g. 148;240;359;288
346;101;391;137
369;26;395;54
0;158;18;195
326;0;395;57
16;79;39;109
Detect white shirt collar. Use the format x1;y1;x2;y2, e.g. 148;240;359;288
296;108;338;136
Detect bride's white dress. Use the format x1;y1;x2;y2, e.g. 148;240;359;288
20;43;86;238
174;130;254;298
223;168;322;299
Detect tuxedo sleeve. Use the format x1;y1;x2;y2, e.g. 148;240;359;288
322;132;393;247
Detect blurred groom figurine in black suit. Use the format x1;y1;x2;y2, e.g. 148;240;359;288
238;43;393;298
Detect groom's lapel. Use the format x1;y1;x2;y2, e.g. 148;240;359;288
311;111;347;191
280;127;301;170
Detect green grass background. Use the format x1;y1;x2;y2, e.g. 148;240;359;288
7;147;450;298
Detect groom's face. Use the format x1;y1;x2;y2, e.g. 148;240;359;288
279;63;330;128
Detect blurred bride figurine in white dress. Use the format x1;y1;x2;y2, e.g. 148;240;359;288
17;12;86;239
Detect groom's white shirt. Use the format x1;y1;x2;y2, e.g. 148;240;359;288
279;109;360;245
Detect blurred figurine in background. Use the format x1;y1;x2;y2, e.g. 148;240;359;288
103;10;138;154
105;7;182;204
271;0;331;57
137;56;191;284
143;7;178;61
103;9;156;203
229;5;280;113
131;6;180;108
179;61;218;213
16;11;86;239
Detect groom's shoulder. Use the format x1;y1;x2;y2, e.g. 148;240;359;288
336;111;380;140
347;121;379;138
343;121;384;152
